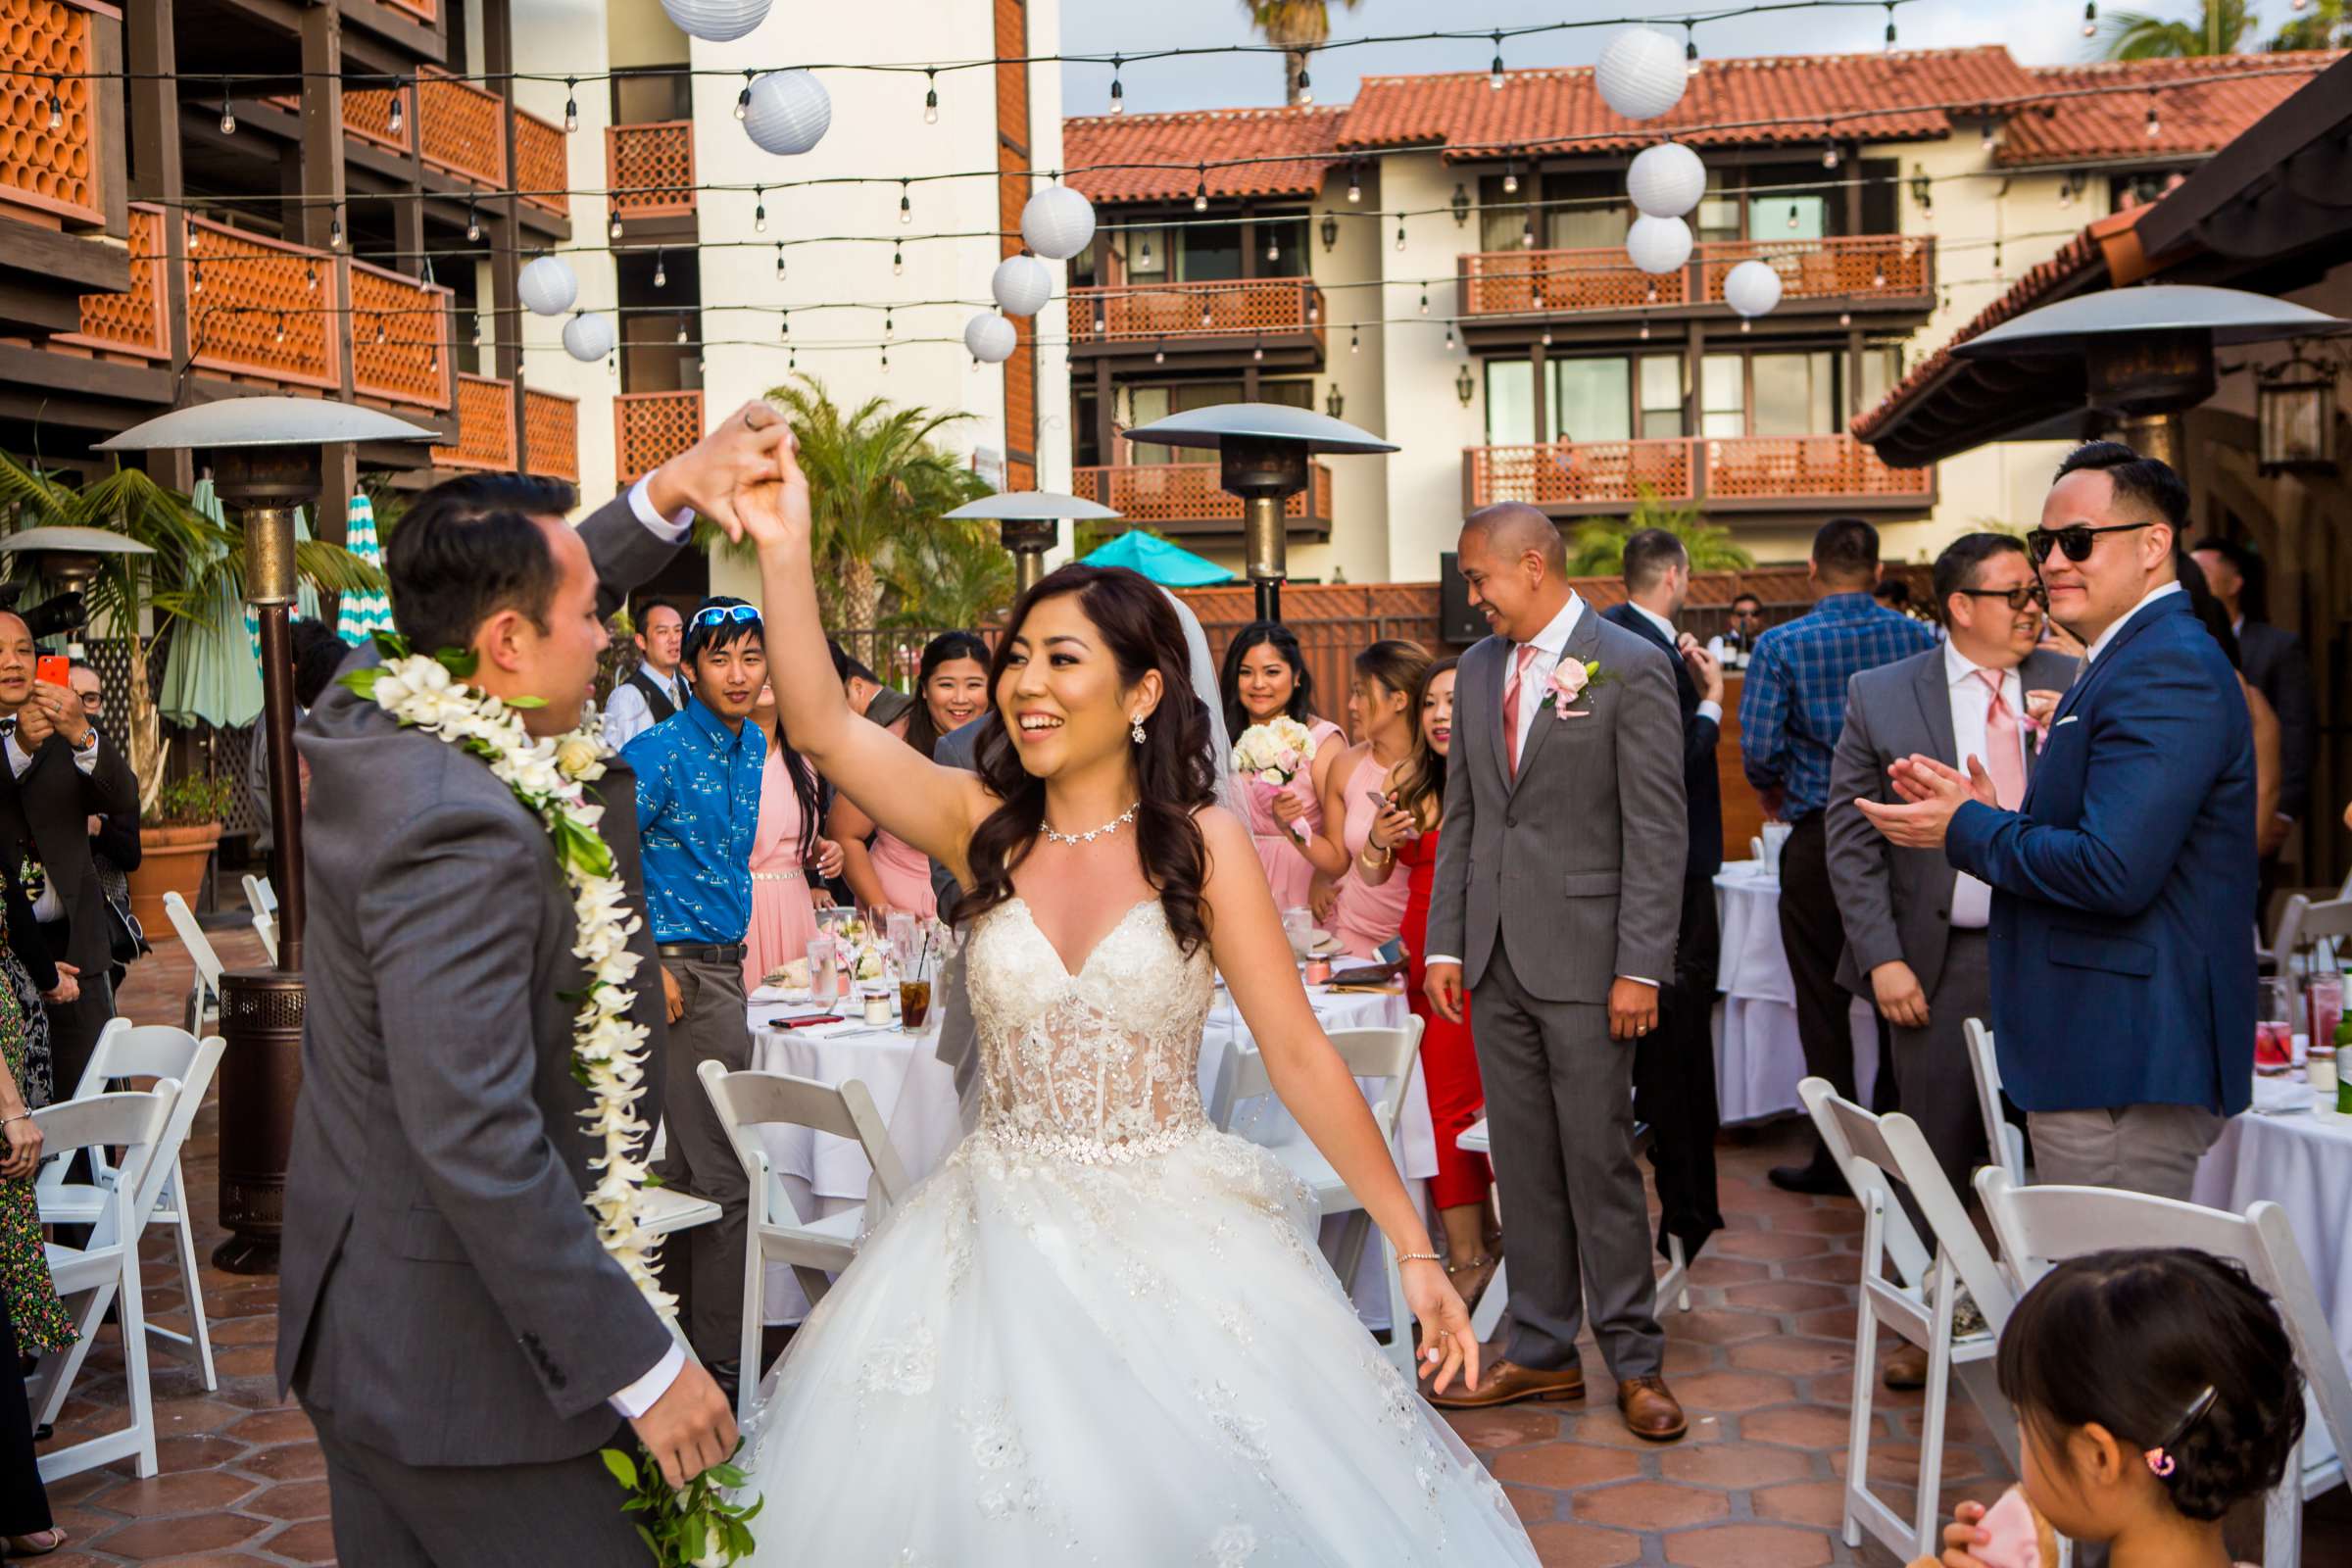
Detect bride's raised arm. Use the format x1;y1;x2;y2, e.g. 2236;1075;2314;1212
737;433;993;882
1198;807;1479;1395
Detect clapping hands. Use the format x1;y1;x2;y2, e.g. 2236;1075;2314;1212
1853;754;1998;850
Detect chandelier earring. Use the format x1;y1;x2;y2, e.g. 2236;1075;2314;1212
1130;712;1147;745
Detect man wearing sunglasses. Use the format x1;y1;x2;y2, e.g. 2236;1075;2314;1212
1856;442;2256;1201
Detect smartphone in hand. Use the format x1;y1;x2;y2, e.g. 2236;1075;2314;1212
34;656;69;688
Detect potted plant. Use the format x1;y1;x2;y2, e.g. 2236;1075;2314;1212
129;772;238;931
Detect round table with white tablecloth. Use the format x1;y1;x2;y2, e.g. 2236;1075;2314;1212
2193;1102;2352;1378
1712;858;1881;1123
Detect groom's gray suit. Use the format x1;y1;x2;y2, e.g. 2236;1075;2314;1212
1429;596;1688;1378
279;494;682;1564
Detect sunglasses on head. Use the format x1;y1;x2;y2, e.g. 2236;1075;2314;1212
2025;520;2152;564
691;605;762;629
1953;583;2048;612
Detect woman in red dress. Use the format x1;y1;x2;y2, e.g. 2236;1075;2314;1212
1355;657;1495;1303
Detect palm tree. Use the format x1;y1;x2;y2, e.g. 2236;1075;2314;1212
0;453;385;810
761;377;992;657
886;514;1013;632
1241;0;1359;106
2271;0;2349;49
2097;0;2259;58
1564;486;1754;577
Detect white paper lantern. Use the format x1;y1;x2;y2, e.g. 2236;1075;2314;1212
1625;215;1692;275
991;254;1054;318
963;312;1017;365
1020;185;1097;261
1627;142;1706;220
1595;27;1688;122
517;255;578;317
1724;258;1784;318
562;312;614;364
744;71;831;156
659;0;770;42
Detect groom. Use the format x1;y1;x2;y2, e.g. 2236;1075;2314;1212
280;406;789;1564
1425;503;1691;1441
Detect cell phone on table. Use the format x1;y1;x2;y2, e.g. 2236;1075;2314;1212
1375;937;1405;967
775;1013;844;1029
34;657;68;689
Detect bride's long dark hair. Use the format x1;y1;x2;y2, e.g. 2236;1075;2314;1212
957;564;1219;955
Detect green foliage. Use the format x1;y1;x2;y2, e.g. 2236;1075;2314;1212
2270;0;2350;49
602;1441;764;1567
1563;487;1754;577
143;772;237;829
2096;1;2258;58
1242;0;1362;102
886;515;1015;630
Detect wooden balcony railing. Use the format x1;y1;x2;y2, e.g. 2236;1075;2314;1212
338;82;411;155
184;217;340;390
418;67;508;189
514;109;570;218
608;122;695;222
386;0;439;19
523;388;580;483
349;259;454;412
432;373;516;470
1071;461;1334;527
60;204;169;360
1465;434;1930;511
1459;234;1936;318
615;389;703;481
1;0;105;225
1067;278;1323;347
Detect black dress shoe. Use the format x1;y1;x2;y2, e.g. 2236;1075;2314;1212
1768;1158;1847;1197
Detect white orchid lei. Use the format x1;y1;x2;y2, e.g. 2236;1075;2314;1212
342;634;761;1566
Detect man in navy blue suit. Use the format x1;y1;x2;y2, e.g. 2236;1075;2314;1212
1857;442;2254;1200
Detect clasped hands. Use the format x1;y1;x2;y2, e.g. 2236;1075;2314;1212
1853;753;1999;850
640;398;806;545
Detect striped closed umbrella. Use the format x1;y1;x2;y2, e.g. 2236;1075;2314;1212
156;478;264;728
335;493;394;640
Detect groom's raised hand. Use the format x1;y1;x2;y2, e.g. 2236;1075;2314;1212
630;1359;738;1491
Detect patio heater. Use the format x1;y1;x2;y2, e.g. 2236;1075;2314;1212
943;491;1121;595
99;398;436;1272
1953;284;2348;477
0;526;155;653
1122;403;1396;622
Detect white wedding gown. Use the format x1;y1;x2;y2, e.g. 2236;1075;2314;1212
738;895;1540;1565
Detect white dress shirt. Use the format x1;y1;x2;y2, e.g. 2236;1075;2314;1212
602;665;687;752
2082;579;2183;665
1624;601;1722;727
1940;642;2028;930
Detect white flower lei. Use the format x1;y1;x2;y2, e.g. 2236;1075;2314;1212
344;641;673;1323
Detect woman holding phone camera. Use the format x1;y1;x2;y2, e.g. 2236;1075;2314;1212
1297;639;1431;959
1356;658;1497;1302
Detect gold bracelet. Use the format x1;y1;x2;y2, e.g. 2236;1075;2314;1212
1361;842;1392;868
1397;1251;1441;1265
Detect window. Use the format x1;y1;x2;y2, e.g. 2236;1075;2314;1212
1124;227;1168;281
1553;359;1632;443
1253;216;1311;278
1179;224;1242;282
612;69;691;124
1479;175;1538;254
1750;352;1835;436
1856;346;1900;415
1486;361;1536;445
1639;357;1685;439
1747;162;1833;240
1700;355;1745;438
1545;172;1632;252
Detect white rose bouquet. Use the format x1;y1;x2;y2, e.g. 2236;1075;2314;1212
1233;716;1321;841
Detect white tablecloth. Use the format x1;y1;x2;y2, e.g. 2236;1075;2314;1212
2193;1104;2352;1377
1712;859;1881;1123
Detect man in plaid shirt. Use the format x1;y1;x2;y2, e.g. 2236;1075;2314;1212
1740;517;1936;1193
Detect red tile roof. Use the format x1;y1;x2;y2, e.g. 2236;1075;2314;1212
1337;47;2040;158
1997;53;2342;167
1063;106;1348;205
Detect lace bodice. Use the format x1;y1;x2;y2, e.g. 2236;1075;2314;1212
964;896;1214;1162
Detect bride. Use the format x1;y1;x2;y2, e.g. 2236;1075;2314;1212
729;446;1539;1564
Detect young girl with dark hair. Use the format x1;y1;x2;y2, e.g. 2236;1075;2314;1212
1219;621;1345;913
1918;1248;2306;1568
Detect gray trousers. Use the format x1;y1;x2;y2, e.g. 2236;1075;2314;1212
653;956;752;1366
1889;929;1992;1201
1472;944;1665;1379
306;1397;646;1567
2027;1102;2223;1202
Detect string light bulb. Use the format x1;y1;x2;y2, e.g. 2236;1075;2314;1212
1520;216;1534;249
775;244;787;279
1195;166;1209;212
46;82;61;131
564;78;579;133
1347;164;1361;204
1445;322;1456;352
220;83;236;135
925;69;940;123
1419;289;1429;316
306;262;318;290
1153;342;1165;365
1140;237;1154;269
1266;232;1280;263
1252;338;1264;363
610;212;623;240
885;309;895;338
780;311;789;337
2082;3;2098;37
893;247;904;276
1489;32;1505;90
1787;206;1799;230
466;201;481;243
2145;92;2161;139
1640;318;1650;340
191;262;203;295
1349;327;1359;355
328;212;344;250
676;314;689;344
654;251;667;288
471;316;484;346
1108;58;1123;114
1395;220;1406;252
1297;63;1313;105
1884;0;1897;48
388;81;405;136
899;179;911;224
274;313;286;345
1502;159;1519;196
1685;23;1700;77
754;188;767;232
1822;140;1840;169
737;71;754;121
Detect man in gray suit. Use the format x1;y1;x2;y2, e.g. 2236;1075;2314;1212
280;407;789;1564
1423;504;1690;1441
1827;533;2074;1325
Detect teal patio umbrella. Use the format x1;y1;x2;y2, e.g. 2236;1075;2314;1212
1077;530;1236;587
335;492;394;640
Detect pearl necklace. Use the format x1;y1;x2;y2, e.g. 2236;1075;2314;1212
1039;803;1139;846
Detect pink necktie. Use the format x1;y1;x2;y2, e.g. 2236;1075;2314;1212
1502;643;1541;778
1975;668;2026;809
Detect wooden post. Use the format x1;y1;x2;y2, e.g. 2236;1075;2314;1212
126;0;190;484
298;3;356;536
484;0;529;458
1531;339;1549;444
1093;357;1113;471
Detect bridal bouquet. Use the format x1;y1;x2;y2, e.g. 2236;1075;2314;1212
1233;716;1320;840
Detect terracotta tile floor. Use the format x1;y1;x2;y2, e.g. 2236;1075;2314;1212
35;927;2352;1565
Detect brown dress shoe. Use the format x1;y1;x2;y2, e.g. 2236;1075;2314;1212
1884;1343;1931;1390
1616;1375;1689;1442
1426;1358;1585;1411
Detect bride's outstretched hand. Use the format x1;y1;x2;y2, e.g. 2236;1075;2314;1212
736;420;810;552
1403;1260;1480;1396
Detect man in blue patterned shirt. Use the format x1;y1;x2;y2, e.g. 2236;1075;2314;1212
1740;518;1936;1194
624;595;767;1388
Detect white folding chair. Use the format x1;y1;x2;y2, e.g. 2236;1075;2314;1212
2271;895;2352;1025
1976;1170;2352;1568
1801;1077;2020;1564
159;891;225;1035
1962;1018;2027;1188
698;1059;909;1425
26;1082;178;1483
1210;1020;1425;1375
36;1020;225;1391
242;873;278;964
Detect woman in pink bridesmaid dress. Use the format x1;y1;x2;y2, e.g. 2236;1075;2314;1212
1219;622;1346;914
742;685;842;990
1297;639;1431;959
829;632;989;920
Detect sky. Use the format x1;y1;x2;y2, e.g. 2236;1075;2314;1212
1057;0;2113;118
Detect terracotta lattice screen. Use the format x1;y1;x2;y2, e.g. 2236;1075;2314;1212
64;204;169;359
0;0;102;224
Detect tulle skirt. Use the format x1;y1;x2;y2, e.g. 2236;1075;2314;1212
738;1122;1539;1565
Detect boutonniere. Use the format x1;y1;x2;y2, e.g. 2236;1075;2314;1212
1538;659;1613;720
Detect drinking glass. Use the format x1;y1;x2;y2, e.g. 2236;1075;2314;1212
807;935;838;1005
2255;977;2294;1071
899;978;932;1031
